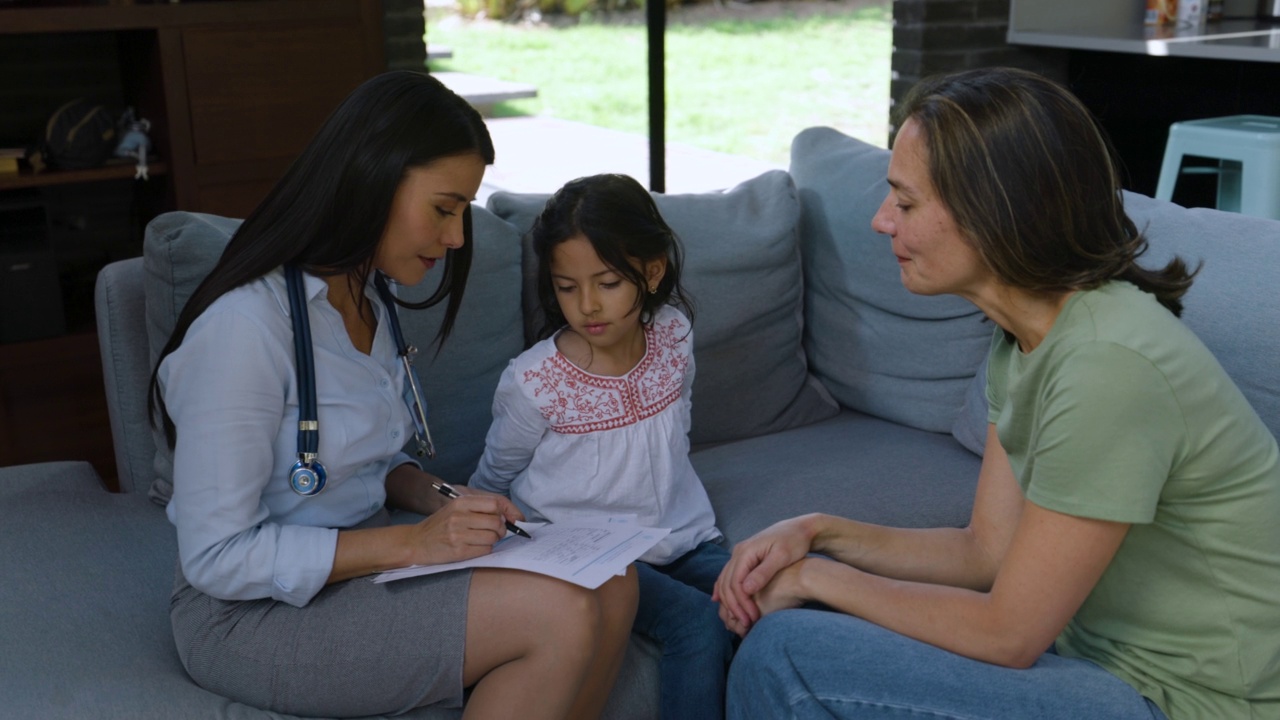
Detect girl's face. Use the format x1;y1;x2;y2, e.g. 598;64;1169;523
374;153;486;287
870;118;992;299
549;234;666;360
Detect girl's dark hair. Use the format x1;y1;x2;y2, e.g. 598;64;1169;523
148;71;494;448
529;173;693;339
897;67;1196;315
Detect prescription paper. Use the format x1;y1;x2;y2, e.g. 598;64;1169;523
372;518;670;589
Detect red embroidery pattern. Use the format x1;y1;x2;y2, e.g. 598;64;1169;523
523;316;690;434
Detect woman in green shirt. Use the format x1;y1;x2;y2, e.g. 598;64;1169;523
715;67;1280;719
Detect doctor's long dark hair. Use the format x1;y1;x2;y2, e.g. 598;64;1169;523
148;71;495;448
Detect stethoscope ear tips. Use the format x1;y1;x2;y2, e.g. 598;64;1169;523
289;461;327;496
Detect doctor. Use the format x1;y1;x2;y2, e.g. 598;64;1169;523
149;71;637;719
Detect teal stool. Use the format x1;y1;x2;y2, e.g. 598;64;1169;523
1155;115;1280;220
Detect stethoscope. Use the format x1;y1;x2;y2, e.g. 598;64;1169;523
284;264;436;496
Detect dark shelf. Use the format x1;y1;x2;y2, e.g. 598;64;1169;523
0;1;366;34
0;160;168;191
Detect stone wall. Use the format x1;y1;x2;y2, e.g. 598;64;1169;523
383;0;428;71
889;0;1067;135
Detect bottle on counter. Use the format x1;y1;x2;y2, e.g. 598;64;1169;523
1145;0;1178;25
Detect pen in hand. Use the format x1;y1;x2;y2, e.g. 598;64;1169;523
432;482;532;539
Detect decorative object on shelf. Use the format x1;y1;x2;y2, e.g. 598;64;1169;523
1145;0;1178;25
0;147;25;175
1177;0;1205;27
39;98;118;170
114;107;153;180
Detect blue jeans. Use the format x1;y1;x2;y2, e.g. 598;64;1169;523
728;609;1169;720
634;541;735;720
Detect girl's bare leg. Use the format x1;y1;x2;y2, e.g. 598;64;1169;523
461;567;638;720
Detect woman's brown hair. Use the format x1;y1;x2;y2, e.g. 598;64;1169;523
897;67;1195;315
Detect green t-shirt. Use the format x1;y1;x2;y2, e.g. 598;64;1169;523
986;281;1280;720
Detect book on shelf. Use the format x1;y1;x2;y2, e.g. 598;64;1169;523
0;147;27;175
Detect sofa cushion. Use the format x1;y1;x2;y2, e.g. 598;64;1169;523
486;170;840;446
0;462;483;719
693;410;980;546
0;463;229;719
96;257;156;495
384;208;528;485
1125;191;1280;440
950;352;990;457
143;212;244;503
789;127;992;435
141;207;527;503
946;192;1280;455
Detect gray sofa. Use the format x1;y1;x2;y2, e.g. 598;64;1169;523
2;127;1278;720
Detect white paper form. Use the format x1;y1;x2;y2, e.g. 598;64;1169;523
372;519;670;589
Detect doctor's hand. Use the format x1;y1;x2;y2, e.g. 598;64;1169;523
713;517;814;636
407;493;526;566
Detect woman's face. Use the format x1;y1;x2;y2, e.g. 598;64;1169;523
374;153;486;287
871;118;992;298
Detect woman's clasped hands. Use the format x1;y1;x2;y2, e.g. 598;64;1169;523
713;515;838;637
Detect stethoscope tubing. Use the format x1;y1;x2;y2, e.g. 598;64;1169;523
286;264;319;460
284;265;433;496
374;273;436;460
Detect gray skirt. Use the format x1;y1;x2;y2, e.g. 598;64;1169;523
170;510;472;718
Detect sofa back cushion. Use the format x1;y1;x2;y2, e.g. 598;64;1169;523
141;208;526;503
790;127;992;435
1125;191;1280;440
391;208;528;484
486;169;840;446
143;212;243;503
947;192;1280;456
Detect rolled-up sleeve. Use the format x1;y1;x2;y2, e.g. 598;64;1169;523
160;306;337;607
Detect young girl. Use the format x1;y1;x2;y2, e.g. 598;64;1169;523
470;173;734;720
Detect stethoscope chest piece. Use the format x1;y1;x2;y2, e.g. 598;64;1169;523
289;460;327;496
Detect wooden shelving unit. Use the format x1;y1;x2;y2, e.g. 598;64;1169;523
0;0;388;483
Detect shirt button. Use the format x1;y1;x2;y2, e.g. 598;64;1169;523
391;430;400;439
380;378;390;388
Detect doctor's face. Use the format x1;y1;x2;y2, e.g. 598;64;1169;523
374;153;486;287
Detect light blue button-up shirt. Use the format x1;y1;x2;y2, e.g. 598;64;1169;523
159;269;417;607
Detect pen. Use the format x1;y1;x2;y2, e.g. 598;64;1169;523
432;482;532;539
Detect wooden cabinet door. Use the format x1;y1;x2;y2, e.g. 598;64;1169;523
180;16;381;217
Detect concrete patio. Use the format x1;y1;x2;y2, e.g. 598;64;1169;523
476;115;784;204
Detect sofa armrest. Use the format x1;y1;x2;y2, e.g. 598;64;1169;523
0;460;106;494
95;257;154;495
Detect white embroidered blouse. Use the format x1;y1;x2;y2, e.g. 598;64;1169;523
469;305;721;565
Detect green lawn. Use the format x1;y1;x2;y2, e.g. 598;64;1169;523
427;2;891;165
